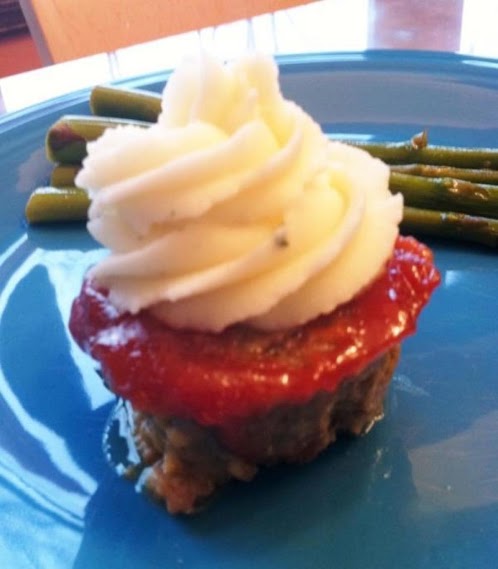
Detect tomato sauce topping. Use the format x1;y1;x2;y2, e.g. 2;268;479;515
69;236;440;427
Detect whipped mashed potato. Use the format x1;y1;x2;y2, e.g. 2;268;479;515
76;53;403;332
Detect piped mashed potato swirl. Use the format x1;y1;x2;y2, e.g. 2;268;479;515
76;53;403;332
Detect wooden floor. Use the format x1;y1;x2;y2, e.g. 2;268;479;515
0;31;42;78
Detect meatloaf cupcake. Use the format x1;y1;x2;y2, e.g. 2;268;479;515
69;53;440;514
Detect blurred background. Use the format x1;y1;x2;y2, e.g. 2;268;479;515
1;0;498;112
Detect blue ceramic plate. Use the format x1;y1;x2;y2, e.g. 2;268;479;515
1;51;498;568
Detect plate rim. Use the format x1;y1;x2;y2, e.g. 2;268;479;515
2;49;498;133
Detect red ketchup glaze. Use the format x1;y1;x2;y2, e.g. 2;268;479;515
69;236;440;429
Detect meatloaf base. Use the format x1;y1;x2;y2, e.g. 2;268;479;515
125;345;400;514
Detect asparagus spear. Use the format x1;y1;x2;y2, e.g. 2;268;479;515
46;115;152;164
390;164;498;185
401;206;498;248
90;85;162;122
389;172;498;219
348;139;498;169
25;186;90;224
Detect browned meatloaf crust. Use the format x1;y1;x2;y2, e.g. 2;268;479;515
125;345;400;514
